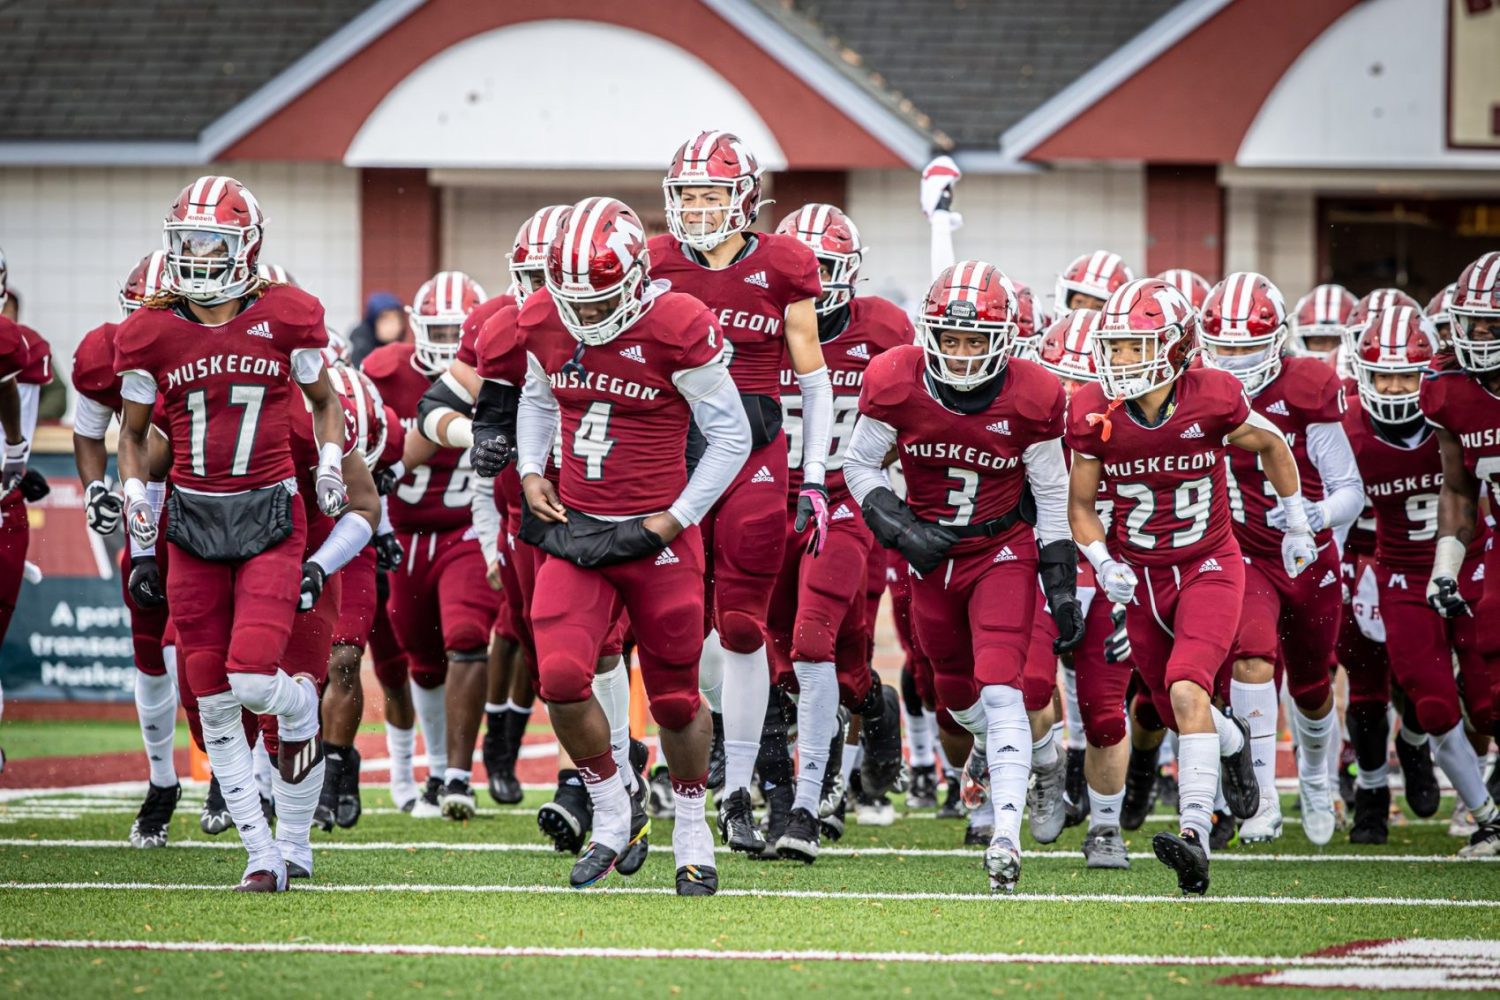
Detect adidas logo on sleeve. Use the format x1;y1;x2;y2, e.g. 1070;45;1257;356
743;270;769;288
1180;422;1205;439
750;465;775;484
619;344;646;364
1266;399;1289;416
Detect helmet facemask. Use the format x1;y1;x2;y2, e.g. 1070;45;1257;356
1355;360;1423;424
164;225;256;305
1200;325;1287;397
920;310;1014;390
663;179;755;253
548;263;648;347
408;316;462;376
1093;324;1189;400
1451;308;1500;373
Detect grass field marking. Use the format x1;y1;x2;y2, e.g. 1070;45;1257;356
5;880;1498;908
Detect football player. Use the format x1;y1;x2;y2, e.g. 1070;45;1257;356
514;197;751;894
1198;272;1365;846
1066;277;1309;895
1007;283;1051;362
113;176;347;891
1054;251;1136;317
1420;250;1500;855
1428;283;1457;351
844;260;1081;894
1290;284;1357;364
653;131;833;853
1157;269;1212;312
0;246;38;647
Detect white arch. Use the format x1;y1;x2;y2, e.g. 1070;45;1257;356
345;19;786;170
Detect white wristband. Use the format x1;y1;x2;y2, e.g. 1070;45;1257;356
1279;494;1310;533
1082;539;1113;574
318;441;344;475
124;477;148;505
1433;535;1466;581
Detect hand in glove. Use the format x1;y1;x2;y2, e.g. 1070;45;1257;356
795;485;830;556
128;556;166;609
84;481;124;535
298;561;326;612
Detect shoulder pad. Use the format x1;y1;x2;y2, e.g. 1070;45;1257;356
861;345;921;412
258;284;325;326
361;342;413;381
1280;357;1342;413
1008;360;1065;424
516;287;557;330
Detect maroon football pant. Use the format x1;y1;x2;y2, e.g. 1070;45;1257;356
863;537;888;657
0;492;28;646
117;539;171;676
1126;547;1244;732
369;581;408;691
1377;558;1494;735
1340;553;1391;713
1231;546;1339;711
258;570;340;756
1478;537;1500;714
701;436;789;654
386;526;496;690
166;499;308;699
332;546;377;649
1036;592;1131;747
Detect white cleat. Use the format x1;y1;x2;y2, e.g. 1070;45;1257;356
1299;781;1336;847
1449;802;1478;839
1238;794;1283;844
409;776;445;819
854;796;895;826
984;837;1021;894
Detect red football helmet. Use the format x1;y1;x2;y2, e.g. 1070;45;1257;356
1450;252;1500;373
663;131;762;252
162;175;265;304
1055;251;1135;317
776;204;863;316
1290;283;1356;362
1009;282;1051;361
1427;282;1457;347
119;250;170;317
1037;309;1102;388
1198;272;1290;397
1156;268;1211;310
509;204;571;306
1094;278;1197;400
1352;306;1439;424
326;362;390;470
255;262;298;287
1348;288;1422;330
917;261;1019;390
408;271;486;375
546;197;651;346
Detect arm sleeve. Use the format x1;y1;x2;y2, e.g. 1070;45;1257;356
120;370;157;405
1306;420;1365;529
929;210;958;281
843;415;899;505
417;372;476;445
795;367;832;488
17;383;40;443
473;379;521;446
73;394;115;440
668;360;751;527
516;353;560;479
1023;437;1070;546
471;478;501;565
290;348;326;385
308;511;375;576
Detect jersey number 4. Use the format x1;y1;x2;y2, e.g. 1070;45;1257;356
573;401;615;480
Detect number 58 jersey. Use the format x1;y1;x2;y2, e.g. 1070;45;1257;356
1065;366;1251;568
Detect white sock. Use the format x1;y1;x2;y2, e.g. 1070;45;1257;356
905;705;935;768
443;767;471;785
1211;705;1245;755
386;723;416;787
672;782;715;868
949;697;987;742
1176;732;1219;851
1088;785;1126;831
931;711;953;772
410;681;449;778
198;692;276;862
792;661;839;815
135;670;179;787
1032;727;1059;769
1324;705;1343;791
721;644;771;795
981;685;1031;846
484;701;506;716
699;629;725;714
1290;703;1335;791
842;742;861;787
252;736;274;802
1062;668;1085;750
271;757;324;853
1230;680;1277;806
582;769;631;851
1399;722;1428;747
1434;722;1492;814
592;669;635;791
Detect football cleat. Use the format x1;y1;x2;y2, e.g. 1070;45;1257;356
409;776;445;819
983;837;1022;894
964;796;995;846
706;712;727;793
717;788;767;854
1219;714;1260;820
235;857;289;893
129;782;181;849
646;765;675;819
1449;801;1478;839
1026;753;1068;845
1063;747;1088;828
850;773;895;826
775;806;821;863
818;770;846;820
1120;747;1160;830
907;764;939;810
335;745;362;828
1338;740;1358;809
1152;828;1210;896
440;778;477;821
1349;785;1390;845
676;863;718;896
820;792;847;842
1082;825;1130;869
616;776;651;876
1395;735;1440;818
936;772;964;819
1488;756;1500;804
1299;777;1337;847
278;838;313;880
569;841;620;889
200;774;233;835
858;685;905;796
1208;809;1239;852
390;769;420;813
482;713;523;805
1238;794;1283;844
758;782;794;860
314;749;341;832
960;747;990;809
1156;767;1179;812
539;771;592;854
1459;817;1500;858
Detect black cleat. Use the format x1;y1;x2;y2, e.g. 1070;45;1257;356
758;782;794;859
936;772;964;820
776;806;821;863
1208;809;1238;852
569;840;619;889
1219;714;1260;820
200;775;233;836
858;684;904;796
129;782;181;848
1395;735;1440;819
538;770;592;855
706;712;727;793
1120;747;1160;830
1063;746;1088;828
646;765;675;819
314;749;341;833
335;745;362;828
409;776;444;819
676;863;718;896
907;763;939;810
717;788;767;854
1153;828;1210;896
1156;768;1179;812
1338;740;1358;809
483;712;524;805
616;773;651;876
820;792;846;842
963;822;994;847
1461;818;1500;858
440;778;477;821
1349;785;1390;845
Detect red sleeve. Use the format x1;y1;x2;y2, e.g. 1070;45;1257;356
1418;365;1450;428
475;306;527;383
266;286;329;353
674;301;727;372
1288;359;1346;424
1224;377;1252;430
18;328;52;385
0;317;29;378
112;310;156;378
1063;382;1109;455
857;345;915;423
776;236;823;306
378;404;405;469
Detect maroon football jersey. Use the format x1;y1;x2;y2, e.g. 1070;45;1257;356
647;232;821;398
113;285;328;493
17;328;51;386
1339;379;1377;556
475;305;528;386
1345;395;1487;574
780;295;913;500
362;342;472;534
1066;367;1251;568
859;346;1065;557
0;316;28;380
1224;356;1344;560
518;286;725;517
457;292;517;368
1420;360;1500;491
73;322;124;413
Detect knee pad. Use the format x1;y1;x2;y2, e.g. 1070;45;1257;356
1413;692;1460;737
790;619;836;666
1132;693;1166;733
444;623;490;656
717;608;766;655
132;633;167;676
1286;670;1332;714
935;708;965;736
647;686;701;732
1022;673;1055;714
446;646;488;665
372;652;410;691
934;674;978;721
227;671;280;715
1082;704;1127;748
537;652;593;706
407;657;447;692
227;622;293;674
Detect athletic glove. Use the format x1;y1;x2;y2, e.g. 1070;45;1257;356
920;156;962;223
1103;604;1131;664
298;561;326;612
1038;538;1085;654
84;481;124;535
373;461;404;497
1;438;28;495
18;469;48;502
1426;536;1470;618
315;467;348;518
471;433;516;478
128;555;166;609
1267;499;1328;534
1097;557;1138;604
1278;495;1318;578
861;487;958;576
373;531;404;571
125;483;158;549
795;484;830;556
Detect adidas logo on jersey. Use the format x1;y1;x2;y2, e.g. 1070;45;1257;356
993;545;1018;562
655;547;680;566
743;270;769;288
1319;570;1337;588
832;503;855;521
619;344;646;364
1266;399;1290;416
987;419;1011;435
1474;563;1486;582
246;321;273;340
750;465;775;484
1180;422;1205;439
846;342;870;360
1198;557;1222;573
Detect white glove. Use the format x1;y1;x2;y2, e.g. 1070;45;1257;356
920;156;962;222
1098;558;1138;604
1267;499;1327;533
1278;495;1317;578
315;442;348;517
124;478;158;548
84;480;124;535
1;438;28;495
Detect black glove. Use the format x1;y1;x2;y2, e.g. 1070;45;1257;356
373;531;404;571
471;433;516;478
84;481;124;534
1103;605;1131;664
861;487;958;576
298;561;326;612
520;506;664;568
1038;538;1084;654
18;469;49;502
373;466;402;497
128;556;166;609
1427;575;1471;619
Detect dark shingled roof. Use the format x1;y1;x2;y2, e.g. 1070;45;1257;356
0;0;376;141
752;0;1185;150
